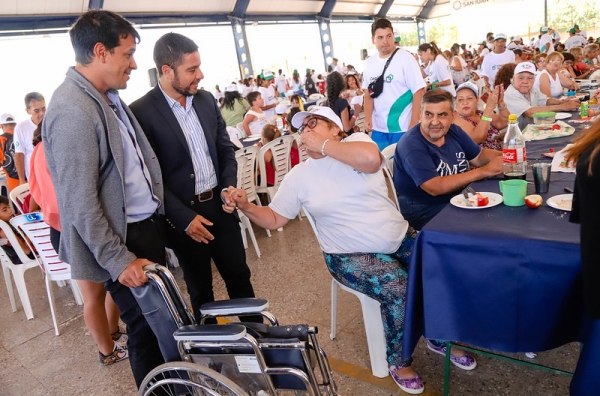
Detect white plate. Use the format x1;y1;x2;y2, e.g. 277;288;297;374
546;194;573;211
555;113;572;120
450;192;503;209
244;135;261;142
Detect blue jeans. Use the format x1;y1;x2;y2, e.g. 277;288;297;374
371;131;405;151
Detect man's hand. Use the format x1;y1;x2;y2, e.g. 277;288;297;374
221;189;236;214
481;156;504;177
228;186;250;210
365;118;373;132
186;215;214;244
118;258;154;288
561;99;581;111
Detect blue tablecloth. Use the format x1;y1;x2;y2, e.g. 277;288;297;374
402;119;588;360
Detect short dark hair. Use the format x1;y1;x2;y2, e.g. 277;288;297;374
69;10;140;66
246;91;261;106
154;33;198;76
421;90;454;112
24;92;45;108
0;196;8;207
371;18;393;36
286;107;301;133
512;48;523;57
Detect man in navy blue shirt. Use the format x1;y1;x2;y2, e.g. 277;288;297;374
393;90;503;230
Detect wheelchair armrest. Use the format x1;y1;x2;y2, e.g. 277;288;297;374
173;324;247;342
200;298;269;316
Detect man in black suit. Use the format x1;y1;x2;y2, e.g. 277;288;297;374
130;33;258;320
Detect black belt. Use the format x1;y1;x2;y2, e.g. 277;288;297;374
128;212;159;227
197;189;214;202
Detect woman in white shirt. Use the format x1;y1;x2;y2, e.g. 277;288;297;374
417;42;456;96
449;44;468;86
535;52;576;98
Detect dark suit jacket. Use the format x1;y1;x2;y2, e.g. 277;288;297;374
130;85;237;233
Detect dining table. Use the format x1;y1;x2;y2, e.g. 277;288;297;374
401;111;600;393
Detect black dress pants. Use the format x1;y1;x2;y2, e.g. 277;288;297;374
171;194;260;322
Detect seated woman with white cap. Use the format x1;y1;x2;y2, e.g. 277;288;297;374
453;81;510;151
227;106;425;394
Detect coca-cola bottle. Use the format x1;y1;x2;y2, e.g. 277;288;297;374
502;114;527;180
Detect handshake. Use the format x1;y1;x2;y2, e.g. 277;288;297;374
221;186;250;214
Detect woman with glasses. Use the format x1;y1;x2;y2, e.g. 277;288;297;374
227;106;426;394
534;52;570;98
534;53;548;72
559;53;579;80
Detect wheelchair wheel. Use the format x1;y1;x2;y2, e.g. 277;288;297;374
139;361;249;396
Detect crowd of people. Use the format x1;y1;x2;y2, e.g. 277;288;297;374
1;9;600;396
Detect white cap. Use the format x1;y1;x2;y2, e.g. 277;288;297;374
494;33;508;41
514;61;536;75
225;84;238;92
291;106;344;132
456;81;479;97
513;36;521;41
275;103;290;114
0;113;16;124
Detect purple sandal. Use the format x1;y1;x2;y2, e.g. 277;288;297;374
389;365;424;394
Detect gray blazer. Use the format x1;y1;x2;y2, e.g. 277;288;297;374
43;67;164;283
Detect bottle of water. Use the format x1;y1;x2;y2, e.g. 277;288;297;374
276;115;284;131
502;114;527;180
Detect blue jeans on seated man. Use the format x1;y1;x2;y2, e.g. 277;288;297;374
397;196;448;231
371;130;405;151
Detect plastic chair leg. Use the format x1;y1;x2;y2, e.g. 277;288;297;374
3;265;17;313
244;218;261;258
330;278;338;340
70;279;84;306
239;222;248;249
45;276;60;336
358;294;389;378
13;269;34;320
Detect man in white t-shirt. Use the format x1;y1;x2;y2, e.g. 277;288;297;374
14;92;45;184
506;36;523;50
473;41;489;69
275;69;288;95
539;27;554;55
362;18;426;151
574;24;587;39
332;58;344;74
480;33;515;90
565;28;587;50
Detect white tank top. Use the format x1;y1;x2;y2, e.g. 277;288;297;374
534;69;563;99
245;109;267;136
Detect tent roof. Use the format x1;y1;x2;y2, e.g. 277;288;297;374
0;0;449;36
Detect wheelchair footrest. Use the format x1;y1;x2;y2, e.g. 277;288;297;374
200;298;269;316
173;324;246;342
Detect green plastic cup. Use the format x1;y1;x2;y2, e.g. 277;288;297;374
499;179;528;206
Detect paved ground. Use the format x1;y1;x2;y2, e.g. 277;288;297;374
0;217;577;395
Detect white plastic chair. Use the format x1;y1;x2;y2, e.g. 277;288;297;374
235;146;271;238
354;111;366;133
315;98;327;106
381;143;397;176
9;183;30;214
256;136;294;231
234;155;261;258
308;93;324;100
11;213;83;336
302;206;388;378
235;122;247;138
225;126;243;149
0;220;42;320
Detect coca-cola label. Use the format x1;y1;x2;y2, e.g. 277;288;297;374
503;147;526;163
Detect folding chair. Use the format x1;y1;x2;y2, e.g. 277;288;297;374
235;146;271;238
9;183;30;214
234;154;261;258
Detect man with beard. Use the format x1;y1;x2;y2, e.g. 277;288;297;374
130;33;260;322
393;90;503;230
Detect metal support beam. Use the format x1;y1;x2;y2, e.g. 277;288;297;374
317;17;334;72
376;0;395;19
88;0;104;10
231;0;250;19
416;18;427;45
318;0;337;19
417;0;436;20
230;19;254;79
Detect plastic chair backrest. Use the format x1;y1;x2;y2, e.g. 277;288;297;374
354;111;366;132
256;136;292;192
294;134;310;163
0;219;39;266
235;122;247;138
235;145;260;203
380;143;397;176
315;98;327;106
10;183;30;214
308;93;324;100
11;214;71;279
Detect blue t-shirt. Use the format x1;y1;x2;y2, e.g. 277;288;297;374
393;124;481;226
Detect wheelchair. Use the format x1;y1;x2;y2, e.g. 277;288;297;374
135;264;339;396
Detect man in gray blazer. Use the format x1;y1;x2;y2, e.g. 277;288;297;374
42;10;165;387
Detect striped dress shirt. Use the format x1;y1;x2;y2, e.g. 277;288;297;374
159;83;218;194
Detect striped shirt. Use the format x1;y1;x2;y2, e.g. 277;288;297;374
159;83;218;194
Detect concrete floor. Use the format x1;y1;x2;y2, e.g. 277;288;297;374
0;216;577;395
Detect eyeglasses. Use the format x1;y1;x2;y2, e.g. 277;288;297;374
298;117;323;134
537;59;547;64
548;59;563;64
